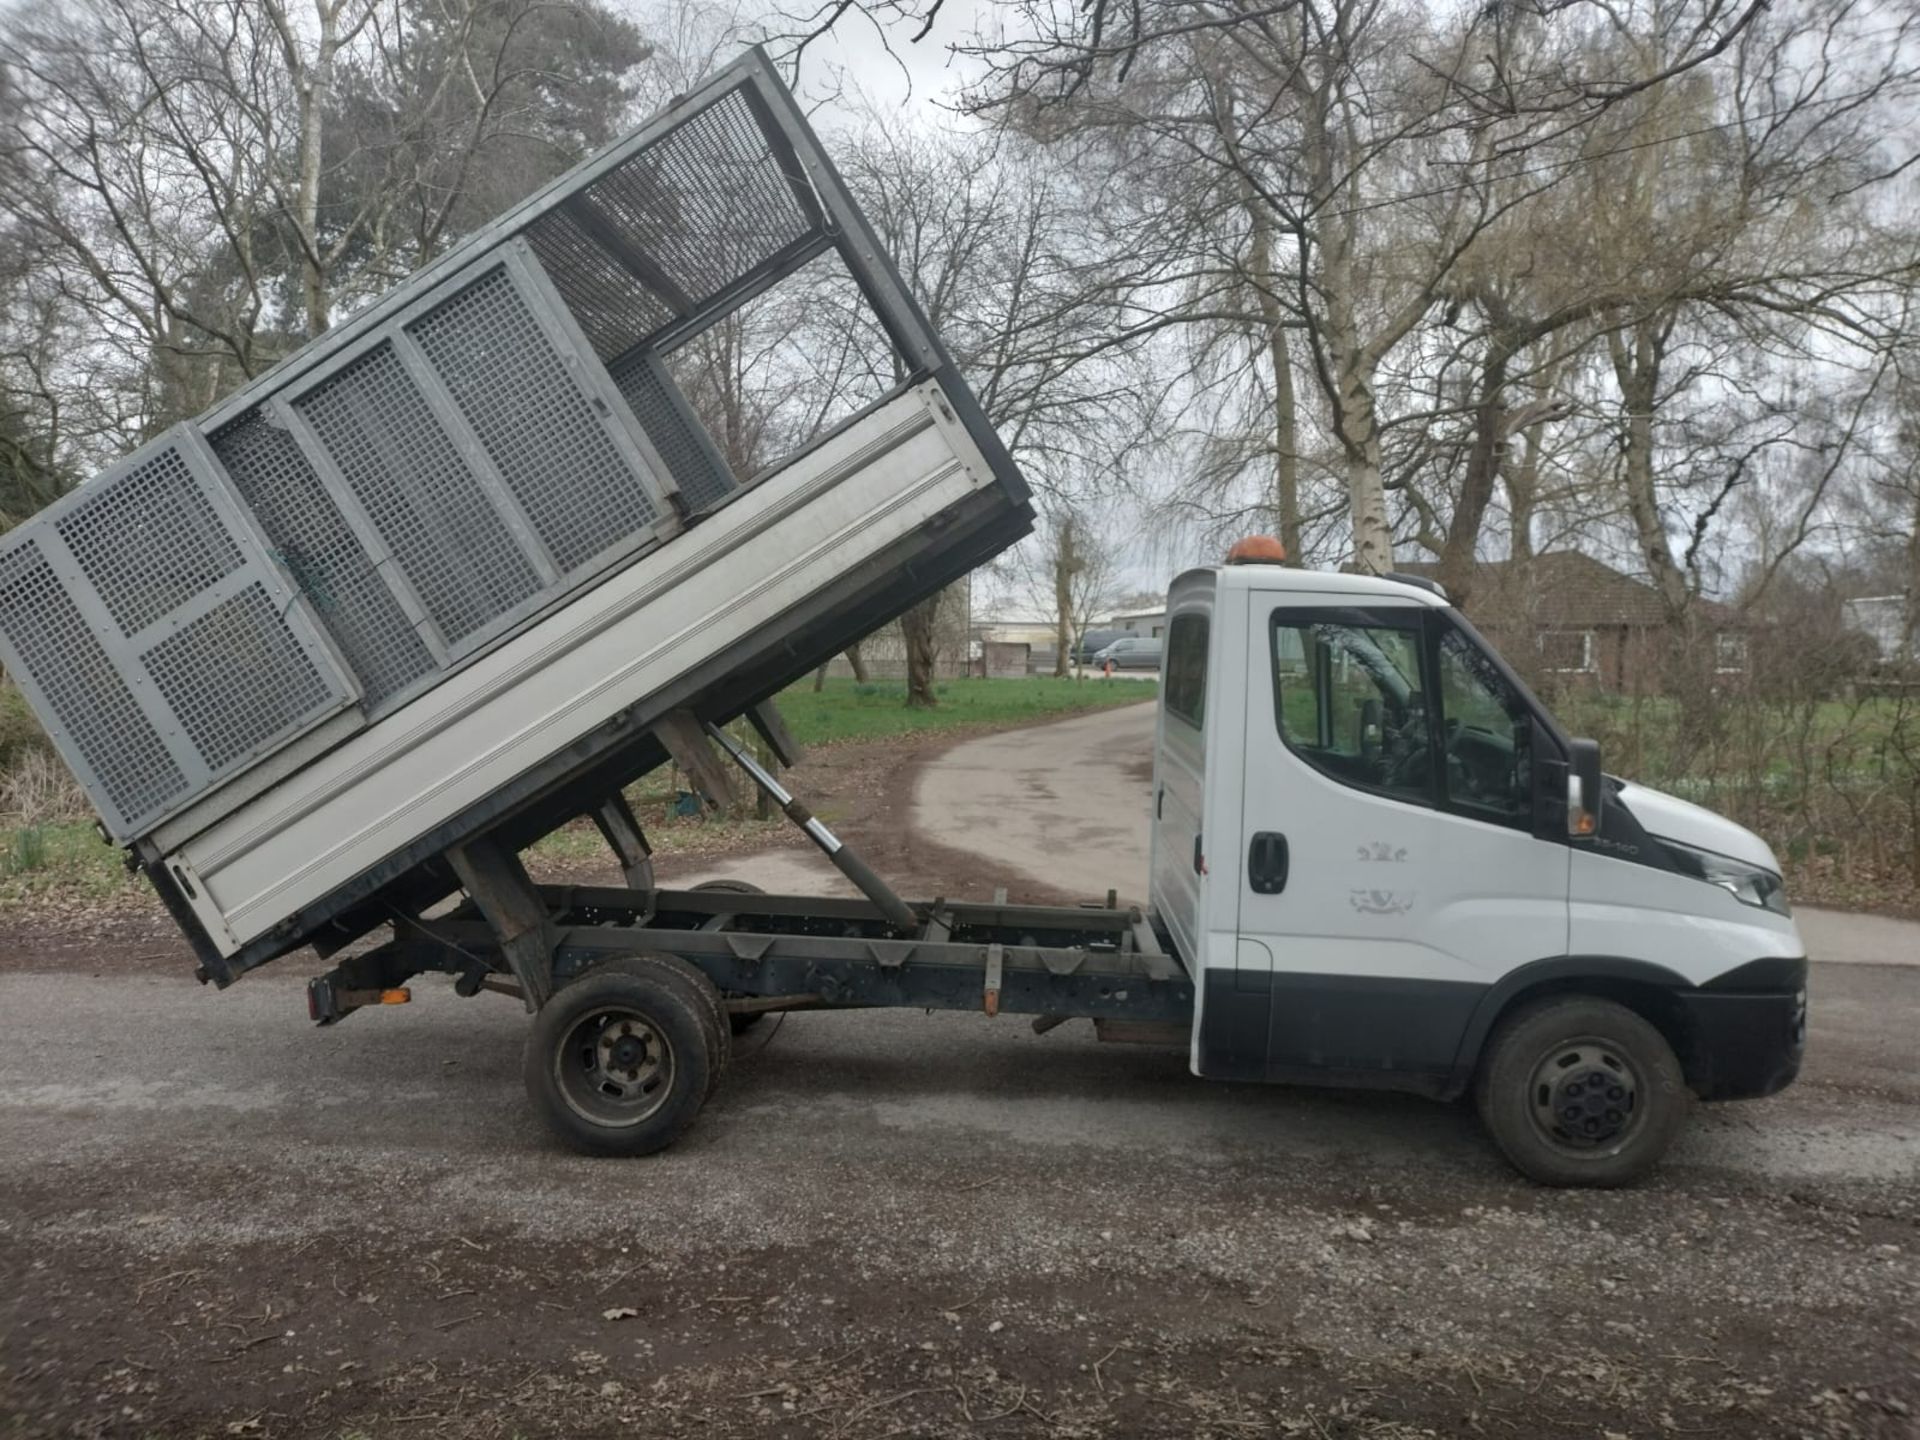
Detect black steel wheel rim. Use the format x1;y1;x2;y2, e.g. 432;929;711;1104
555;1006;676;1127
1527;1036;1642;1153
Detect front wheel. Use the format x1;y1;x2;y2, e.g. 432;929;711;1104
1474;995;1689;1188
524;956;716;1156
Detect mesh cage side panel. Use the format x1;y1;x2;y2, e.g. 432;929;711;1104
57;446;244;636
410;268;658;574
0;542;186;826
524;208;677;361
141;582;338;773
587;90;813;306
295;342;541;644
212;410;435;708
524;89;813;360
607;352;737;512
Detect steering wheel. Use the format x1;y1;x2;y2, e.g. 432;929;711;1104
1357;698;1383;765
1507;721;1531;804
1379;696;1429;790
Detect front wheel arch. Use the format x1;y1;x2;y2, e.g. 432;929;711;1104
1447;957;1697;1099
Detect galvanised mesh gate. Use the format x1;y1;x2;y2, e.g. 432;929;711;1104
0;49;939;844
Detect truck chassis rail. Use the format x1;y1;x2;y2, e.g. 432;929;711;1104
311;884;1194;1029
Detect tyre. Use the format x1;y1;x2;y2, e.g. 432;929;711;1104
523;956;716;1157
691;879;771;1037
592;952;731;1099
1474;995;1689;1188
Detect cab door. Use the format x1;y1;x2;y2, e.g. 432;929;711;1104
1203;592;1569;1085
1149;606;1216;968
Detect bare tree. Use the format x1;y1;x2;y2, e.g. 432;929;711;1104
824;113;1158;703
0;0;650;453
1573;0;1920;632
1028;503;1120;677
776;0;1790;576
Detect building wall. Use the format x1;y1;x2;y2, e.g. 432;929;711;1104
980;641;1030;678
820;629;969;680
1843;596;1917;663
1108;609;1168;639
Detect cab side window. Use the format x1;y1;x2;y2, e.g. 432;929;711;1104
1435;627;1533;823
1163;614;1208;728
1271;617;1433;807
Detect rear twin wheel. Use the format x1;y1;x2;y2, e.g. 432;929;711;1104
689;878;771;1035
523;953;729;1157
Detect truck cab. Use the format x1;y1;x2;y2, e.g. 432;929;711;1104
1149;555;1807;1185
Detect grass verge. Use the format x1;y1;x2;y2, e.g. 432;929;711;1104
768;674;1155;744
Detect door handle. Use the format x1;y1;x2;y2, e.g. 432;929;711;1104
1157;785;1165;820
1248;831;1289;895
1193;833;1204;875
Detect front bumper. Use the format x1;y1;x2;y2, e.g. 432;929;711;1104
1676;956;1807;1101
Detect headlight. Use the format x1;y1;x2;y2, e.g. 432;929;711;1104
1659;838;1791;916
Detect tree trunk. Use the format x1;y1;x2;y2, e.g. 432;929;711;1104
1052;514;1079;678
1609;315;1712;704
1244;200;1302;559
1609;318;1689;621
812;662;829;692
1269;325;1302;561
844;642;869;684
1506;371;1555;564
270;0;345;339
901;598;941;708
1338;371;1392;575
1904;461;1920;658
1437;335;1515;607
1321;213;1391;575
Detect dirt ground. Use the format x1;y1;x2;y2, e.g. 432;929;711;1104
1;720;1916;1439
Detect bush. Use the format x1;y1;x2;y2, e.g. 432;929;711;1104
0;682;88;823
7;824;47;875
0;681;53;771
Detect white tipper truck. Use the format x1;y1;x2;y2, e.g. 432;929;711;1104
0;52;1803;1188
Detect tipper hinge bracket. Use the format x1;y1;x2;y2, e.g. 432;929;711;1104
447;837;559;1011
654;710;738;818
590;790;655;890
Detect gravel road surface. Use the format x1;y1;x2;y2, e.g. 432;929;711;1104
1;706;1915;1438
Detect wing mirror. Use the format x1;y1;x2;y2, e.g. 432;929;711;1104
1567;737;1604;837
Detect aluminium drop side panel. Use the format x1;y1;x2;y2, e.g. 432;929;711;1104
166;381;995;956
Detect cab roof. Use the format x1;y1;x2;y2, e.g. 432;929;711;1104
1169;564;1453;608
